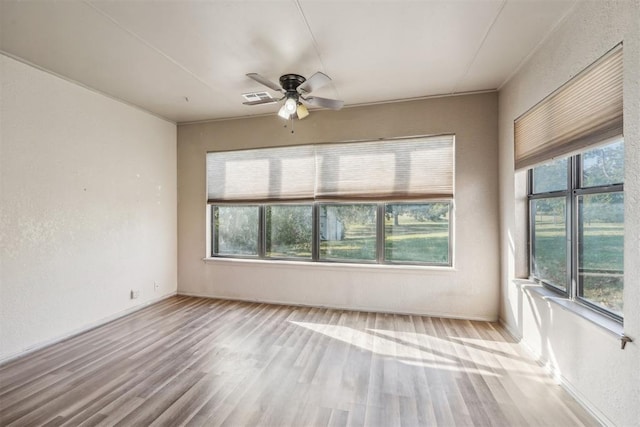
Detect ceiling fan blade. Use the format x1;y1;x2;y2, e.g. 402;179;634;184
246;73;283;92
304;96;344;110
297;71;331;94
242;98;279;106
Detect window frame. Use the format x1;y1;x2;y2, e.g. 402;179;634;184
211;204;261;259
527;140;624;322
528;193;570;293
317;202;379;264
264;203;314;261
210;200;453;267
383;201;453;266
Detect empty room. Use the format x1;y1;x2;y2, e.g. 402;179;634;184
1;0;638;426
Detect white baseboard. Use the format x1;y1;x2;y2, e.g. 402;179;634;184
555;372;613;426
0;292;177;366
177;290;497;322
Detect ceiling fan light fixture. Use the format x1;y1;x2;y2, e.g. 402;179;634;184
284;96;297;113
296;103;309;119
278;95;299;120
277;104;290;119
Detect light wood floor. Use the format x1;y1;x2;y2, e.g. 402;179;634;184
1;296;598;426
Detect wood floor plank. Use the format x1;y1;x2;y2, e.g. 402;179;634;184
403;315;438;426
0;296;599;426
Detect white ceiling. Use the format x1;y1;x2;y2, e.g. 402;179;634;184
0;0;577;123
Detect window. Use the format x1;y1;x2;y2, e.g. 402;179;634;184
207;135;455;266
528;139;624;320
517;45;623;320
385;202;450;264
266;204;312;259
319;204;377;262
212;205;259;256
529;158;569;292
210;201;451;266
530;197;568;291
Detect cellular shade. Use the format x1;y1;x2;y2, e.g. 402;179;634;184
514;45;623;170
315;135;454;200
207;145;316;203
207;135;454;203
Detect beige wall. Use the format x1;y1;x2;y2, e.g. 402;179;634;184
178;92;500;320
0;55;178;361
498;1;640;425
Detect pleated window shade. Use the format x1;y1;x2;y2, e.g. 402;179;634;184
315;136;454;200
207;135;454;203
207;145;316;203
514;45;623;170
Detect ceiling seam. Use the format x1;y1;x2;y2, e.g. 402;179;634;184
497;0;580;91
450;0;508;94
82;0;224;98
293;0;342;100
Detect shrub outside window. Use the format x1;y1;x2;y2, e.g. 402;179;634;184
265;205;313;259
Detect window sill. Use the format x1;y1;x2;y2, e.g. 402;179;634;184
513;279;623;338
202;256;455;274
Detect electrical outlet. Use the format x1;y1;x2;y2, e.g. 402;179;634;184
131;290;140;299
154;281;159;292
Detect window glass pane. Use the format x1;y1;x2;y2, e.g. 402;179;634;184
265;205;312;258
531;198;567;291
385;203;450;264
213;205;259;255
581;139;624;187
578;193;624;316
532;158;568;193
319;204;376;261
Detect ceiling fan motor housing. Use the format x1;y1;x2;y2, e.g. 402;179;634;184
279;74;306;93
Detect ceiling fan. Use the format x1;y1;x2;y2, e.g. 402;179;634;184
243;72;344;120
